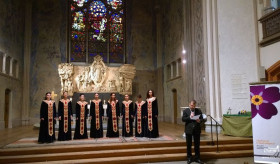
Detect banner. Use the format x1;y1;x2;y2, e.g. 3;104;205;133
250;82;280;163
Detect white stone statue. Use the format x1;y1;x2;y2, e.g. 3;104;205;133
89;55;107;88
58;63;74;95
125;79;132;92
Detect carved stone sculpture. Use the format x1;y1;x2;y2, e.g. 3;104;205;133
58;63;74;95
58;55;136;96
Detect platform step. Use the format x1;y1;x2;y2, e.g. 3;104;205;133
0;138;252;156
28;150;254;164
0;143;253;163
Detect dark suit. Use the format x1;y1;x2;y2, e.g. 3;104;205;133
182;108;204;160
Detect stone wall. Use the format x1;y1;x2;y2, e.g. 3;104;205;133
29;0;68;123
157;0;206;123
29;0;158;124
216;0;259;115
0;0;25;129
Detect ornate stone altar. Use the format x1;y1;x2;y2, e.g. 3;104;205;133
58;55;136;96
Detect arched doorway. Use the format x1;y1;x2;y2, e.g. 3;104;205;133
267;60;280;81
5;89;11;128
172;89;177;124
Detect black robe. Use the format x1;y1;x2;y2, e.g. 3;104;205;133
106;100;120;137
134;101;147;137
38;100;56;143
74;101;88;139
90;100;104;138
121;101;134;137
146;97;159;138
58;99;72;141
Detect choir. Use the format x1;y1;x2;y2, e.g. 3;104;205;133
38;90;159;143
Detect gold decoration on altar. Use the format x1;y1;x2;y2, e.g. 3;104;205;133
58;55;136;96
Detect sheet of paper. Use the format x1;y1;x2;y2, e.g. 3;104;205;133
191;115;201;120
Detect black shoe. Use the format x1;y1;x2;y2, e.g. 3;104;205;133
187;158;192;164
194;159;203;164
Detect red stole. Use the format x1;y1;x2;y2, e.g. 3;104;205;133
147;97;156;131
110;100;118;132
93;99;101;130
77;101;88;135
60;99;70;133
123;100;132;133
135;101;145;134
43;100;54;136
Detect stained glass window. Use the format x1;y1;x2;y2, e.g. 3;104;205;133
69;0;125;63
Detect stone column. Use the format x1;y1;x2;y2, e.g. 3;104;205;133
203;0;222;133
2;54;6;74
9;58;13;76
22;0;32;126
185;0;194;103
176;60;179;77
170;63;174;79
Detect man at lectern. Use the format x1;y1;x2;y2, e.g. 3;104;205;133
182;100;204;164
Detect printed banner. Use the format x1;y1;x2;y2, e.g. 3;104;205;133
250;82;280;163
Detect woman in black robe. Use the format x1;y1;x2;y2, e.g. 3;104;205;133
38;92;56;143
74;94;88;139
121;94;134;137
58;91;73;141
90;93;104;138
106;93;120;138
146;90;159;138
134;94;147;137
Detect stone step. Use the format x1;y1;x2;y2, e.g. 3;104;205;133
27;150;254;164
0;138;252;156
0;143;253;163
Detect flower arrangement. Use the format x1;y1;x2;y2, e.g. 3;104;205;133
239;110;247;115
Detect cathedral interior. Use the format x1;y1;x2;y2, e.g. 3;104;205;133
0;0;280;131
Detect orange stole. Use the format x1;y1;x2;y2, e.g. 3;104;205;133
46;101;54;136
148;100;153;131
78;102;87;135
136;101;145;134
123;101;132;133
111;101;118;132
93;100;101;130
61;100;69;133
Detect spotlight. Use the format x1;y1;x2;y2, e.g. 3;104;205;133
182;49;186;54
182;59;187;64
